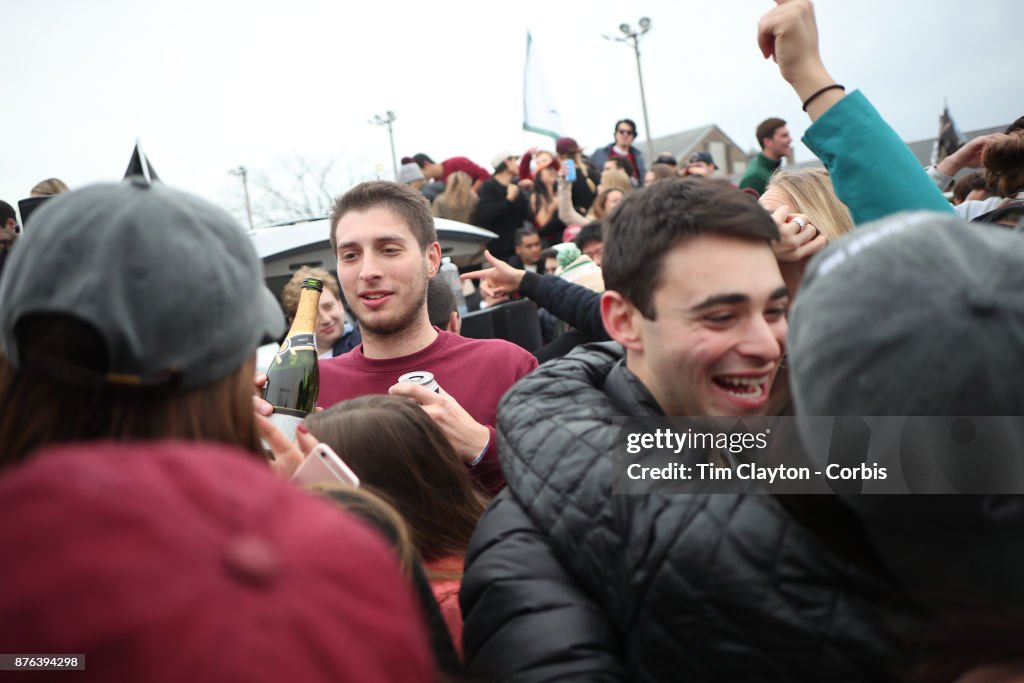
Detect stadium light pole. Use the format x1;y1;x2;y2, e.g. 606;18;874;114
370;111;398;180
604;18;655;162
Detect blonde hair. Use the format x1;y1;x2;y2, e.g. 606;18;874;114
599;169;632;195
439;170;474;212
30;178;70;197
280;266;340;321
588;188;625;219
766;168;854;240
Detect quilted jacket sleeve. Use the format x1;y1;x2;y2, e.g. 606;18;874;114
460;491;627;683
518;271;609;341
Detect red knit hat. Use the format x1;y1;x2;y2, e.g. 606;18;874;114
0;441;436;683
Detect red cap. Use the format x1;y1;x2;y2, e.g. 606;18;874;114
0;441;436;683
556;137;581;155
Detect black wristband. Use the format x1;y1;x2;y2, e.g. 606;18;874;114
802;84;846;112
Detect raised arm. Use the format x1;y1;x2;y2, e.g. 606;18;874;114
462;252;609;341
758;0;952;224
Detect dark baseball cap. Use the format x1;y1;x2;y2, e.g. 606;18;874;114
687;152;714;165
790;211;1024;416
0;178;285;391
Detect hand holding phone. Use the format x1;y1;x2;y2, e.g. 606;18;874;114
291;443;360;487
564;159;577;181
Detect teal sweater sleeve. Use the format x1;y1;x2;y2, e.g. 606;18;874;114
802;90;953;225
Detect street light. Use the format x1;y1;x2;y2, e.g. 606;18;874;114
228;166;254;231
604;17;655;162
370;111;398;181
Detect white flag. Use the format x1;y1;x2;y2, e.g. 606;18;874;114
523;32;564;140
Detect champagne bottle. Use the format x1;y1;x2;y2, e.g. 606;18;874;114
262;277;322;442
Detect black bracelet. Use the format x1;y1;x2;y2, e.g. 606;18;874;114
802;84;845;112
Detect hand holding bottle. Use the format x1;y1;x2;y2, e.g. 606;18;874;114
256;413;320;480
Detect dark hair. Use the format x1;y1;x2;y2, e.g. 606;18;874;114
756;117;787;150
952;172;993;204
539;247;558;269
514;226;538;246
982;129;1024;198
606;157;634;177
412;153;434;168
0;200;15;224
614;118;638;136
0;315;261;469
426;276;457;329
573;220;603;250
602;178;779;319
304;395;488;565
329;181;437;255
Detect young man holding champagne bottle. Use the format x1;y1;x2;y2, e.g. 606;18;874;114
316;181;537;493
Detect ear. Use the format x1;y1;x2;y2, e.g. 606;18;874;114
448;311;461;335
600;290;644;352
425;242;442;278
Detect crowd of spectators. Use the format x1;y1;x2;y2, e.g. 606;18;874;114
2;1;1023;681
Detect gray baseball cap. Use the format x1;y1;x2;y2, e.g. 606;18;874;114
0;178;285;391
789;211;1024;416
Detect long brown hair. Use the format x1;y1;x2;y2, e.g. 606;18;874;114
0;315;261;469
305;395;489;565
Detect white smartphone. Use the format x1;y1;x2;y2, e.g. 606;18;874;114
291;443;360;488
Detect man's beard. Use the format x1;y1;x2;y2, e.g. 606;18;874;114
353;266;428;338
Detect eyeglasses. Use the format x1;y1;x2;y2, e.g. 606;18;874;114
616;129;636;136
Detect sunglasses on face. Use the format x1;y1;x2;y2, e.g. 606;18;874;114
616;129;635;136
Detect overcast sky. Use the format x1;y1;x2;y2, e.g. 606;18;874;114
4;0;1020;226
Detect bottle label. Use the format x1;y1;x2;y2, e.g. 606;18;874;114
267;412;303;444
276;333;316;359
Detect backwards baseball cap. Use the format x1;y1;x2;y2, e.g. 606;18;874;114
790;211;1024;416
687;151;714;165
0;178;285;391
556;137;581;155
0;440;435;682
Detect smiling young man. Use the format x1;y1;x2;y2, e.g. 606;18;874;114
739;117;793;196
460;178;801;681
318;181;537;493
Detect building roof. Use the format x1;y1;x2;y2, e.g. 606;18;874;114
905;124;1006;167
646;124;746;160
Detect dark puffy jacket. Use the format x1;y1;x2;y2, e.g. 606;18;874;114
461;343;906;682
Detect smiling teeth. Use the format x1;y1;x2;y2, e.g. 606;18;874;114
716;375;768;398
720;376;767;387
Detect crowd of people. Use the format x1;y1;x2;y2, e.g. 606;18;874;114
2;1;1024;681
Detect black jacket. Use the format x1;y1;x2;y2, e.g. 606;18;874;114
518;270;607;341
460;343;905;682
477;177;530;262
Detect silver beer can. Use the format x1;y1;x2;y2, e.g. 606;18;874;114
397;370;441;393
